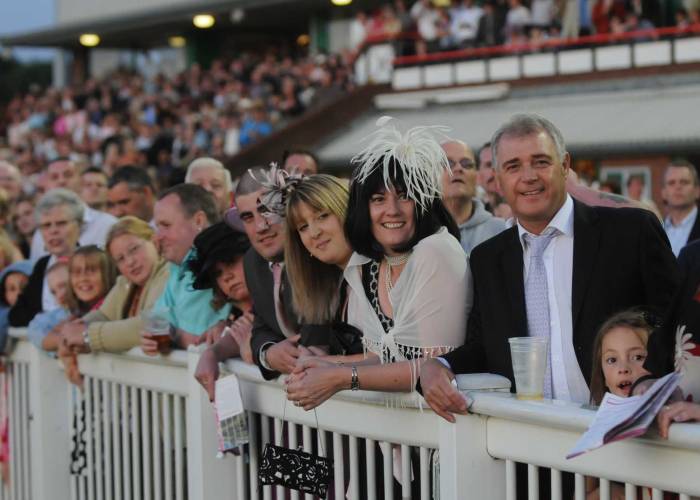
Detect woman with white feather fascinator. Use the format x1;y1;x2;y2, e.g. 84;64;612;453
286;116;473;410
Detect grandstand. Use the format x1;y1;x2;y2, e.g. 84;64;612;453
2;1;700;207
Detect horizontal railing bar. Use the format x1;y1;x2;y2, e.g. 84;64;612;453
470;391;700;450
236;376;439;448
486;418;700;496
76;350;188;395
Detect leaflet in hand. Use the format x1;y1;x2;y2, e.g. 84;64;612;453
567;371;682;459
213;373;249;455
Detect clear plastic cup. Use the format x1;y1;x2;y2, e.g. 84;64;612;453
508;337;548;400
142;308;172;350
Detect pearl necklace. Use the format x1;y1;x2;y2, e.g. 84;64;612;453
384;252;411;294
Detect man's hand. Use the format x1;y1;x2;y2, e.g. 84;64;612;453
419;358;468;423
265;334;301;374
194;347;220;401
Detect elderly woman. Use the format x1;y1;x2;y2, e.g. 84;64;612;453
60;216;169;354
9;189;84;327
287;118;471;410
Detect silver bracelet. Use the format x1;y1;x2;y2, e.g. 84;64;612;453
350;366;359;391
82;328;90;348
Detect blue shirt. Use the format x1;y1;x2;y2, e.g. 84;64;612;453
154;248;231;336
27;307;70;357
664;206;698;257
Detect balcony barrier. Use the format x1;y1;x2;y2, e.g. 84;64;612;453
353;25;700;90
2;329;700;499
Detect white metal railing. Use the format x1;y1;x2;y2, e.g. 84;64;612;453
3;330;700;500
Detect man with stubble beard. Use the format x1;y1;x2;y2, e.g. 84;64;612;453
195;167;302;398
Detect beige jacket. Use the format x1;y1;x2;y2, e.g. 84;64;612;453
84;258;169;353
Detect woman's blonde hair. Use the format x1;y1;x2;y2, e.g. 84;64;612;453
589;309;653;405
284;175;349;324
65;245;118;315
106;216;155;252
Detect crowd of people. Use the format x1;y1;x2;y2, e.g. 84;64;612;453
0;108;698;497
351;0;700;55
0;49;354;194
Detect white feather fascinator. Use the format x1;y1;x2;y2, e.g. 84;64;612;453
351;116;453;211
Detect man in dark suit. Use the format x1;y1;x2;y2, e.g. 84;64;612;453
661;159;700;257
420;114;679;422
195;168;301;398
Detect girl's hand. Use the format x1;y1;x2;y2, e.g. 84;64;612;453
228;313;254;364
286;366;348;411
657;401;700;439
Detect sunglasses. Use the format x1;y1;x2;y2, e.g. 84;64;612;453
448;158;476;170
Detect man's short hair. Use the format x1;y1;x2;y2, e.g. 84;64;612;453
185;157;233;192
234;167;267;197
35;188;85;223
282;148;320;169
82;166;108;179
47;156;79;171
664;158;699;187
158;184;220;225
108;165;155;191
491;114;567;167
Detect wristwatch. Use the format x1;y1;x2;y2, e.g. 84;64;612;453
259;343;274;371
350;366;359;391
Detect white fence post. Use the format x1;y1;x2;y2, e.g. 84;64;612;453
28;346;72;500
439;374;510;499
185;345;238;500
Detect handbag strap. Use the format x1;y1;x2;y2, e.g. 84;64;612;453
281;398;326;456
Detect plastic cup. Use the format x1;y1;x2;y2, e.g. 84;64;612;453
142;308;172;350
508;337;548;400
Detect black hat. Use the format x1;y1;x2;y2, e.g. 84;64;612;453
188;222;250;290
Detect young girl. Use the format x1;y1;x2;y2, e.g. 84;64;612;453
28;246;117;356
587;310;654;500
589;310;653;405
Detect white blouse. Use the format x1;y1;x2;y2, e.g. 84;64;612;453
343;227;472;364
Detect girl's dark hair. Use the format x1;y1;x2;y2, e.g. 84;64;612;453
589;309;653;406
344;160;459;260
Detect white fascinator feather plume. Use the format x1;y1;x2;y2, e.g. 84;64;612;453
351;116;453;211
249;162;304;223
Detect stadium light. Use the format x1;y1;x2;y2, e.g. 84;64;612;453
193;14;215;29
79;34;100;47
169;36;186;48
331;0;352;5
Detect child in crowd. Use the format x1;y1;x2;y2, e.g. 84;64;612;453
0;261;32;352
27;246;117;356
587;310;654;500
589;310;653;405
27;260;70;354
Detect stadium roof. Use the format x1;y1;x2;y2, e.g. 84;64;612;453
316;82;700;163
0;0;327;49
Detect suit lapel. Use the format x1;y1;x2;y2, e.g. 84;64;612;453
571;201;601;332
500;228;528;337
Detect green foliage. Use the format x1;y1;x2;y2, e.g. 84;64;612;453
0;57;52;104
